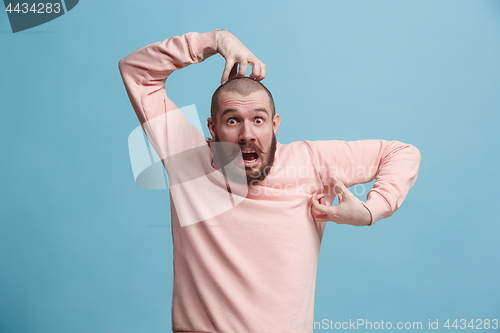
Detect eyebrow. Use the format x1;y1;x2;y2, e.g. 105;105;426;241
220;108;269;119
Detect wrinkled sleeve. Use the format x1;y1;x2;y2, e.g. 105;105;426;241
118;31;218;160
305;140;422;225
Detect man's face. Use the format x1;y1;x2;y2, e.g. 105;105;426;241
208;90;281;184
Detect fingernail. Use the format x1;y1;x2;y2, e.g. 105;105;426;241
332;176;339;182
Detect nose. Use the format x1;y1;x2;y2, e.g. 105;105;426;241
238;120;256;144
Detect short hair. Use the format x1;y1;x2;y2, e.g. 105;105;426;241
210;77;275;123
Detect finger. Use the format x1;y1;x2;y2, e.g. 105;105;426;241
312;210;329;221
332;178;346;197
228;63;238;81
236;61;247;78
317;193;329;206
311;195;326;217
221;60;235;84
248;62;261;80
260;62;266;80
311;194;331;222
311;193;330;214
320;197;333;206
250;60;266;81
334;181;357;205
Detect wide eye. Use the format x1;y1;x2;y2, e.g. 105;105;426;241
227;118;237;125
254;117;264;125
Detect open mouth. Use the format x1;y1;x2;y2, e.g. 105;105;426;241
241;150;259;167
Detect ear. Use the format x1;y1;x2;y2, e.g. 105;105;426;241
207;117;216;140
272;113;281;137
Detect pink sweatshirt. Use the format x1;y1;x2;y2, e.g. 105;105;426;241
119;30;421;333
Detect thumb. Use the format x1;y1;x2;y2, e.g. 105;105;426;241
332;178;347;199
311;193;330;214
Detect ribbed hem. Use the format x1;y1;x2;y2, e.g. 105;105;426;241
363;191;391;225
193;30;218;61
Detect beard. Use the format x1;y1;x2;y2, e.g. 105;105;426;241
212;133;277;185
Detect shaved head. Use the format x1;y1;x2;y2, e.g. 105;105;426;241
211;77;275;123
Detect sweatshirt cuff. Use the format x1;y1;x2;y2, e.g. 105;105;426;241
191;30;218;62
362;191;392;226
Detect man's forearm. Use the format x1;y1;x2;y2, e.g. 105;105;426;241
118;30;218;125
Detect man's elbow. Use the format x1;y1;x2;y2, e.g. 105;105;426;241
403;142;421;157
411;144;422;164
118;57;135;82
118;58;127;74
407;144;422;177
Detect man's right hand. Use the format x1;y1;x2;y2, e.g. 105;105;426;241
216;30;266;84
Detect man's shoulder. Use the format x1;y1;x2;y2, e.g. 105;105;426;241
276;140;311;151
277;139;360;162
277;139;347;152
275;140;315;163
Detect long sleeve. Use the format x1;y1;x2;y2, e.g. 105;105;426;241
118;30;217;124
118;31;218;161
305;139;422;225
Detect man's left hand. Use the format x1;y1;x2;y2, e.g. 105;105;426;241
311;178;372;226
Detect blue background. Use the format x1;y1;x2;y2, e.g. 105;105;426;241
1;0;499;332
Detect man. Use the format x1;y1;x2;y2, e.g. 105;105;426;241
119;29;421;333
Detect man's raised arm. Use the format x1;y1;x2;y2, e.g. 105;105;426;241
118;29;265;125
118;30;265;159
118;31;218;126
